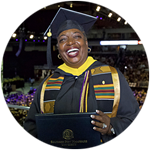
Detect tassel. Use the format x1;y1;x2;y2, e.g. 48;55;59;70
46;29;53;69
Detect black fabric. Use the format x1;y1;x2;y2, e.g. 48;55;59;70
45;90;59;101
24;60;140;143
92;73;113;85
56;20;85;37
97;100;113;112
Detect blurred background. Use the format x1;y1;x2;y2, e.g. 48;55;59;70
1;1;149;126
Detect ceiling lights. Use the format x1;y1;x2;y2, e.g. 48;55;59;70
29;34;34;39
108;13;112;18
12;33;17;38
70;3;73;8
44;36;47;40
96;6;101;12
100;40;140;45
124;21;128;25
117;17;121;22
96;5;128;25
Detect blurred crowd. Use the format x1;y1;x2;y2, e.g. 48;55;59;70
5;87;36;106
133;89;147;109
93;50;149;83
123;53;148;83
5;88;36;126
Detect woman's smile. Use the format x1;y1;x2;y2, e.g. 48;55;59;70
66;48;79;58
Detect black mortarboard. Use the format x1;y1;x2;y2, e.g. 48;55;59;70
44;7;97;69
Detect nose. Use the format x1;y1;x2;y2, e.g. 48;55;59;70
67;37;75;45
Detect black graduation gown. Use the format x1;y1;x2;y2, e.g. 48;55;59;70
24;61;139;143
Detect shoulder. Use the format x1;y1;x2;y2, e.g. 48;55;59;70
90;62;126;86
89;60;106;68
91;61;123;75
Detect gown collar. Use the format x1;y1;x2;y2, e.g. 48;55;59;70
57;56;97;76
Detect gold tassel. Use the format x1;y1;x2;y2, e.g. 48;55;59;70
85;82;89;112
47;29;52;37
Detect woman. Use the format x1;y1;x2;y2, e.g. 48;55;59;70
24;8;139;143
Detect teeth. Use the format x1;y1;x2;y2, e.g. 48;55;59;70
69;52;77;56
67;48;79;53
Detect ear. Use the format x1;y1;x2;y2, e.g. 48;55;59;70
56;43;59;50
86;40;88;47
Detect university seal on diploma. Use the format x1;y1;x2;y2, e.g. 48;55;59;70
63;129;74;140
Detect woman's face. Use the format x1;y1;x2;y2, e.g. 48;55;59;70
57;28;88;68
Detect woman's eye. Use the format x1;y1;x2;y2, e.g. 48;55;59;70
74;35;82;39
59;38;67;43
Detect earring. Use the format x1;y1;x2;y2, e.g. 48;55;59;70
88;47;91;53
58;54;61;59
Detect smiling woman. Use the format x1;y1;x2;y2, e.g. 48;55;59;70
24;7;139;148
57;28;88;68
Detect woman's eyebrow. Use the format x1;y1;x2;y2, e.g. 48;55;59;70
58;31;82;39
73;31;82;34
58;34;67;39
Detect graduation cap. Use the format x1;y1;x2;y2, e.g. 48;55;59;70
44;7;97;69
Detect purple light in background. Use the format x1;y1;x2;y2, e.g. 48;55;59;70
38;40;40;42
43;40;45;42
33;40;35;42
96;16;99;18
100;17;102;20
16;39;18;41
25;39;27;42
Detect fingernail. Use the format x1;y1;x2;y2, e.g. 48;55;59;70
90;115;95;118
91;120;95;124
93;127;96;130
96;110;100;113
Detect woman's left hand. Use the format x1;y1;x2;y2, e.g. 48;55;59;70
91;110;111;135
